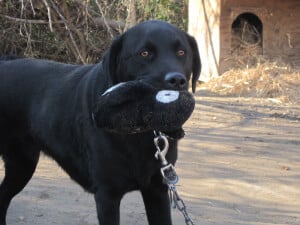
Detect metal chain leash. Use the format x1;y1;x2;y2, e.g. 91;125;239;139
168;184;195;225
153;131;195;225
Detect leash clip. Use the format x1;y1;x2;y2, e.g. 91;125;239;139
161;164;179;185
153;130;195;225
153;131;169;166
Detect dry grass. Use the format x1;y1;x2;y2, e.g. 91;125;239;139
201;62;300;103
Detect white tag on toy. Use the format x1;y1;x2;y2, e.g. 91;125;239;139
156;90;179;103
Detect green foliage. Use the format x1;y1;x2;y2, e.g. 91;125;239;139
138;0;187;30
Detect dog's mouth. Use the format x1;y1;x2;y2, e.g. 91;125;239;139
92;81;195;136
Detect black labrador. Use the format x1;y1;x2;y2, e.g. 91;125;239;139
0;20;200;225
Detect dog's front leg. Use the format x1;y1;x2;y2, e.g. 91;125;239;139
94;189;122;225
141;176;172;225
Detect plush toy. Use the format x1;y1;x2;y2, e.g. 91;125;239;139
93;80;195;136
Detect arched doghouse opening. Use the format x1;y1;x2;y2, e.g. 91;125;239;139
231;12;263;67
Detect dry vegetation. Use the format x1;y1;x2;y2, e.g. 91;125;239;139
201;62;300;104
0;0;123;63
0;0;187;64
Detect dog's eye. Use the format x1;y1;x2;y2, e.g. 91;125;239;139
176;49;185;57
140;50;150;57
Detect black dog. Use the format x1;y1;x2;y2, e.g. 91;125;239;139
0;20;200;225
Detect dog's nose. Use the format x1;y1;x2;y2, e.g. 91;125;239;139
164;72;187;90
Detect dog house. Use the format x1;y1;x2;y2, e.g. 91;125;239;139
189;0;300;81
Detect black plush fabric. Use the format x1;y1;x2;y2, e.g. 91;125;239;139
93;81;195;134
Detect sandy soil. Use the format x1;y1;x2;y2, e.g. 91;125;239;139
1;91;300;225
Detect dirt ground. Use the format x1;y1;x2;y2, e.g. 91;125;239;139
1;91;300;225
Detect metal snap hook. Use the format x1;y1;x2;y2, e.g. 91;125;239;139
154;133;169;165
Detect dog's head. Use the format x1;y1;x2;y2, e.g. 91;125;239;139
94;21;201;135
103;20;201;93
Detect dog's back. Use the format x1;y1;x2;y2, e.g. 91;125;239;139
0;57;95;155
0;58;61;134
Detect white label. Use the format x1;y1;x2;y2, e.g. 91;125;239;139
156;90;179;103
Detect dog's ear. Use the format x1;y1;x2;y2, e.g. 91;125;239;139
186;34;201;93
103;34;124;84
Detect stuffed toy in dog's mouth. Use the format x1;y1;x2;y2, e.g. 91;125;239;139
92;80;195;136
